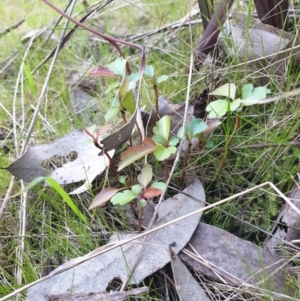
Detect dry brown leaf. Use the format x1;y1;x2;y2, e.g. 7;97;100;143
170;246;210;301
3;130;114;194
219;12;300;63
45;286;148;301
26;178;206;301
265;178;300;254
179;223;294;295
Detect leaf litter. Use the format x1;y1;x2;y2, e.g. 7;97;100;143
264;177;300;254
3;130;115;194
169;246;210;301
44;287;148;301
179;222;295;295
25;177;206;301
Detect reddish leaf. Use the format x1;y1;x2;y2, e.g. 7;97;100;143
143;187;162;199
118;137;157;171
89;66;117;78
89;187;119;209
203;119;221;135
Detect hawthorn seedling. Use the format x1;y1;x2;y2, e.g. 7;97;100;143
144;65;169;125
89;164;165;231
90;58;138;124
206;83;271;175
206;83;270;118
152;115;179;181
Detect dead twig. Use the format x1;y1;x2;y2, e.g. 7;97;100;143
0;19;25;38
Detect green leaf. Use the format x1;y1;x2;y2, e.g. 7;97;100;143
131;184;143;195
210;83;236;100
242;83;253;99
46;177;88;224
177;126;185;140
152;134;167;145
157;75;168;84
154;145;176;161
190;119;208;137
169;136;179;146
105;82;120;94
121;91;135;113
137;164;152;188
206;99;229;118
241;84;271;106
153;115;170;142
151;181;166;192
230;98;241;112
118;80;129;102
118;175;127;186
184;125;193;139
109;98;120;108
111;190;137;205
85;124;97;135
107;58;127;77
144;65;155;77
128;72;140;82
105;108;119;121
138;199;147;208
24;62;36;95
205;140;214;149
26;176;46;191
118;137;157;171
89;187;119;209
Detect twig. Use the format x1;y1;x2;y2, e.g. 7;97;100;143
0;19;25;38
0;177;15;222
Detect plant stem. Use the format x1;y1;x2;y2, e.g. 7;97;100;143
83;127;117;174
164;159;169;182
216;115;240;176
137;206;143;232
180;142;192;183
152;75;159;126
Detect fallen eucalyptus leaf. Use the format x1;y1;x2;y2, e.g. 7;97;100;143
265;178;300;254
179;223;294;295
219;12;291;61
3;130;114;194
45;286;148;301
100;110;137;153
170;246;210;301
26;177;206;301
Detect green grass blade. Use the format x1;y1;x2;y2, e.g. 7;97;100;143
46;177;88;224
